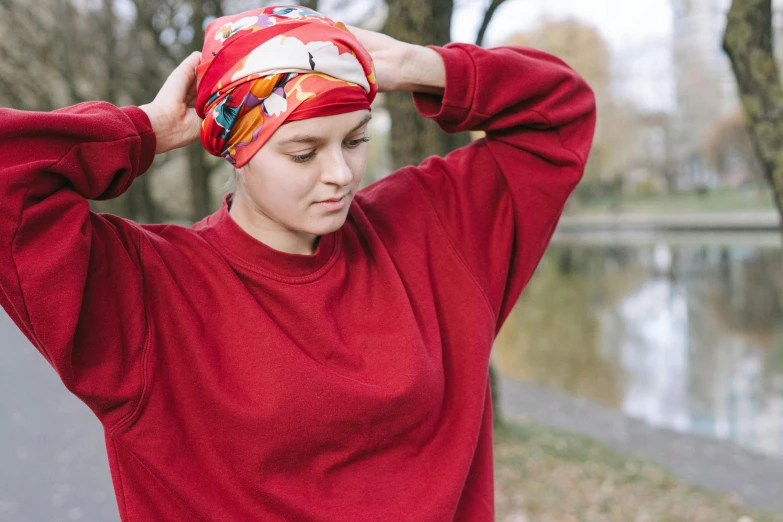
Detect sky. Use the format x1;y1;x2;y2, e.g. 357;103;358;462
451;0;677;112
452;0;673;49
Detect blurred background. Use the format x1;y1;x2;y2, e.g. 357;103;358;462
2;0;783;521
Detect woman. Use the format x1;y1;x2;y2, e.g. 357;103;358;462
0;5;595;521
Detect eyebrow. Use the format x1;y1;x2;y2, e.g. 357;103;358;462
276;114;373;146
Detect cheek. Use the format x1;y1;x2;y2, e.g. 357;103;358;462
245;158;313;212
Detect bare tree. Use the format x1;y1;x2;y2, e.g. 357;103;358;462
381;0;505;170
1;0;511;219
703;108;765;187
129;0;228;221
723;0;783;228
0;0;234;222
0;0;165;220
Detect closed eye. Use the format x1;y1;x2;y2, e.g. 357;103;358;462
345;136;371;149
289;136;371;163
290;150;317;163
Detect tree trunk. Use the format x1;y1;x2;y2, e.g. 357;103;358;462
489;363;502;427
723;0;783;229
294;0;319;9
381;0;470;170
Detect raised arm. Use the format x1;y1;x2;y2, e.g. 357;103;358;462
0;52;201;428
406;42;597;331
0;101;153;427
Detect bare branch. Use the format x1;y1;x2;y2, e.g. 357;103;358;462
475;0;508;47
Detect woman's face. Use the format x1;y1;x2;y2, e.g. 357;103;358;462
234;109;371;239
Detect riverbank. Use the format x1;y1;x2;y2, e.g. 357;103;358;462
568;186;776;216
496;376;783;518
557;210;780;233
494;420;779;521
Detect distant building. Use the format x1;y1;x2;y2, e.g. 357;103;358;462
670;0;735;190
669;0;783;190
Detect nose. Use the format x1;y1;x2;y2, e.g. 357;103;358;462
320;148;353;187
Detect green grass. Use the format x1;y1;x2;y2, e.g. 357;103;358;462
569;186;776;215
493;419;782;522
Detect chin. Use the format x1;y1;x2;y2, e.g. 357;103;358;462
304;213;349;236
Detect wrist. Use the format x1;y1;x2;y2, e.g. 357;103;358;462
139;103;173;155
398;45;445;95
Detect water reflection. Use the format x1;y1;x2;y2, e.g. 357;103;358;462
492;235;783;458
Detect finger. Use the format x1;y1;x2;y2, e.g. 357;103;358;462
162;52;202;100
344;24;363;36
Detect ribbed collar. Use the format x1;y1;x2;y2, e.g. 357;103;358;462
199;193;340;283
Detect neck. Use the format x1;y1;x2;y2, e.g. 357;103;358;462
228;190;319;255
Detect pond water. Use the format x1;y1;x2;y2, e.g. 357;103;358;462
492;230;783;459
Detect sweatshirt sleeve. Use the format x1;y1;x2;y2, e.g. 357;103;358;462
408;43;597;332
0;101;157;429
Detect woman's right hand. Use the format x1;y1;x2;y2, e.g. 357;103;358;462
140;51;202;155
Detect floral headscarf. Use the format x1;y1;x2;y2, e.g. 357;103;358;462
195;5;378;167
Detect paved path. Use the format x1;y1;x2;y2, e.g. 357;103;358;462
0;313;119;521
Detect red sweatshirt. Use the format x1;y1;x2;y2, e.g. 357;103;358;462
0;43;595;521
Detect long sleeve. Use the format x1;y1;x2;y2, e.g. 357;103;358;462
408;43;597;332
0;101;157;428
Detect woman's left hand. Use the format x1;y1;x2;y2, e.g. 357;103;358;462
346;25;445;95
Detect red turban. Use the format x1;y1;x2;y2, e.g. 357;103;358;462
195;6;378;167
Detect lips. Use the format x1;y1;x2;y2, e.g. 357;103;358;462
317;195;346;203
